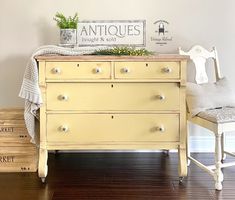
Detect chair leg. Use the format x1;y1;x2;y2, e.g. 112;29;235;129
221;133;226;162
187;122;191;166
214;133;224;190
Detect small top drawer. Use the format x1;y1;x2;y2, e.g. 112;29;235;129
45;62;111;80
114;62;180;79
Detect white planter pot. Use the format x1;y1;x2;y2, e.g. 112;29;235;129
60;29;77;45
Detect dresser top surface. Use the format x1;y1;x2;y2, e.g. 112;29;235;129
36;54;188;62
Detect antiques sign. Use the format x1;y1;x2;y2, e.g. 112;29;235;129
77;20;146;46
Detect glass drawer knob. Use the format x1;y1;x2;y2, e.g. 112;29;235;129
52;68;61;74
156;95;165;100
58;95;68;101
94;67;102;73
162;67;172;73
154;126;165;132
60;125;69;132
122;68;130;73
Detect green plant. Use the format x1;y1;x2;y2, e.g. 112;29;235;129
53;12;78;29
92;46;153;56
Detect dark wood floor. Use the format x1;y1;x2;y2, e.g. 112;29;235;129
0;152;234;200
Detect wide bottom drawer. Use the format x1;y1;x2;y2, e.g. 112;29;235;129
47;114;179;143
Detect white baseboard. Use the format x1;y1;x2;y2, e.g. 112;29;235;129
190;135;235;152
49;136;235;153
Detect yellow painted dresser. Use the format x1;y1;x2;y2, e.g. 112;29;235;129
36;55;188;182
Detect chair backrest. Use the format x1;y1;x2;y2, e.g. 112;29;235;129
179;45;222;84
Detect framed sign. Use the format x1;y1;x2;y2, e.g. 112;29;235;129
77;20;146;46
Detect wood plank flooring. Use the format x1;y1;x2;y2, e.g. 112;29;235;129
0;152;234;200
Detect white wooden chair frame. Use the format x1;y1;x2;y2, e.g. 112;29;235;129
179;45;235;190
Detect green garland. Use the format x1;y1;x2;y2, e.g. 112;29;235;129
92;47;153;56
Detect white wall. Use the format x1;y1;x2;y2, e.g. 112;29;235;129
1;0;235;151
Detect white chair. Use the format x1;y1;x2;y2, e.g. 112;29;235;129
179;45;235;190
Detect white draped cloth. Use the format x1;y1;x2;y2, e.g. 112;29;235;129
19;45;108;143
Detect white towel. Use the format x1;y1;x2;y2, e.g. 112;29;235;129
19;45;108;144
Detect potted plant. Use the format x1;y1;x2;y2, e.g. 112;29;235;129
54;12;79;46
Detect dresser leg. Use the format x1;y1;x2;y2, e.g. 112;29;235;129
38;148;48;183
162;149;169;156
178;146;187;178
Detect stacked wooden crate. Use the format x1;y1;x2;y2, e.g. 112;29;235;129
0;108;38;172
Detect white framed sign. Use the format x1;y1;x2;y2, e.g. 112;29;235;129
77;20;146;46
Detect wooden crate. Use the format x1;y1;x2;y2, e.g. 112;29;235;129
0;108;38;172
0;108;32;146
0;146;38;172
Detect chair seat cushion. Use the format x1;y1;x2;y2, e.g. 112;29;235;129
197;107;235;123
186;78;235;116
